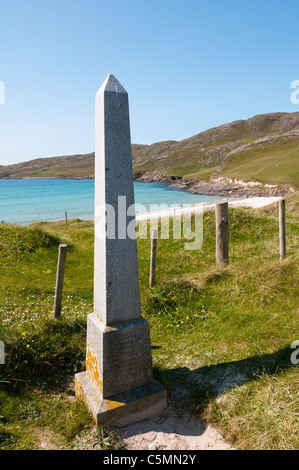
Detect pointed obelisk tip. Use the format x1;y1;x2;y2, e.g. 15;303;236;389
97;74;127;95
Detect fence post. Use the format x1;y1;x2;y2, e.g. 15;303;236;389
279;198;286;261
215;201;229;266
54;244;67;318
149;228;158;287
0;341;4;365
65;211;68;228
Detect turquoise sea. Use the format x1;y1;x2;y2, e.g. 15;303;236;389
0;179;223;225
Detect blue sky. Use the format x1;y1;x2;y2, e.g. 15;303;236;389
0;0;299;165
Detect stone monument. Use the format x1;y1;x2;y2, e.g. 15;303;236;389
75;74;167;426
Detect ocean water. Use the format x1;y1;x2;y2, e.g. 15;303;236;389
0;179;223;225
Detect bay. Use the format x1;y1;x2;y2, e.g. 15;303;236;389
0;179;223;225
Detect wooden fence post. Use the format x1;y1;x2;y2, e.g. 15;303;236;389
215;201;229;266
65;211;68;228
54;244;67;318
149;228;158;287
279;198;286;261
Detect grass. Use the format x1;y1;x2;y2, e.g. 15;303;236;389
135;137;299;187
220;139;299;187
0;194;298;449
205;367;298;450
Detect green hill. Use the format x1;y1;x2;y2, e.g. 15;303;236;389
132;112;299;188
0;112;298;188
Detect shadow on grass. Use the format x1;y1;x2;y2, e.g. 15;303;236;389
154;345;296;413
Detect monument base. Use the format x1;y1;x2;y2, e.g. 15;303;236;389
75;371;167;426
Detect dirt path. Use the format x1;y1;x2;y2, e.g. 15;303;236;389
119;405;233;451
36;404;234;450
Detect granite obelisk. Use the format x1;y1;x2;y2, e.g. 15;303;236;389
75;75;167;426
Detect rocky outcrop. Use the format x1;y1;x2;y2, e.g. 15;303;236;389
134;173;295;198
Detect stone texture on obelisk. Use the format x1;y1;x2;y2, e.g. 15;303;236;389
88;73;154;397
94;74;141;325
75;75;167;426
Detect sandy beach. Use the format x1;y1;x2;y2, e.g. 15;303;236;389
136;196;281;221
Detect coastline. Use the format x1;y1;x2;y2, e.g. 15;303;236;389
134;172;295;199
1;173;296;200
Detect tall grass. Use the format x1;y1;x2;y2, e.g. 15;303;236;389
0;195;298;449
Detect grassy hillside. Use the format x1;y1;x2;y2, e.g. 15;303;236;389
0;194;298;449
0;112;298;187
133;113;299;187
0;153;95;179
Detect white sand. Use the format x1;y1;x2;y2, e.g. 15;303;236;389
136;196;280;221
119;405;233;450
